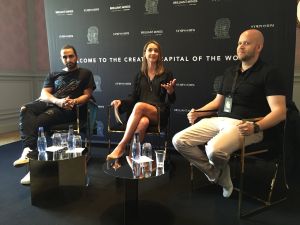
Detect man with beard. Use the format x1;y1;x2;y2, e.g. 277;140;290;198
13;45;96;184
172;29;286;198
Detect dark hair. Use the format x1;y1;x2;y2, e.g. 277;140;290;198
61;44;77;56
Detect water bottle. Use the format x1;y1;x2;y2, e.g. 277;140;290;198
142;142;152;173
131;132;141;160
37;126;48;161
67;125;75;151
142;143;152;159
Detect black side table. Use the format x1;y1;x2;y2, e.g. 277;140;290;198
29;150;88;206
103;156;168;225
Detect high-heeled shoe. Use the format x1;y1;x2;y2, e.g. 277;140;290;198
106;151;125;161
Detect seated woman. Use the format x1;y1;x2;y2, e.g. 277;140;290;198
107;40;176;160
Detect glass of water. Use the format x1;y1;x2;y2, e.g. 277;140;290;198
60;133;68;148
73;135;82;148
155;150;165;168
51;133;62;147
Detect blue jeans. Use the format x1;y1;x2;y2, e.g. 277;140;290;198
19;100;76;151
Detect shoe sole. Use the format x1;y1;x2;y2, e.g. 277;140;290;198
13;159;29;168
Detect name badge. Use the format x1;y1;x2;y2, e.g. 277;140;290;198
224;96;232;113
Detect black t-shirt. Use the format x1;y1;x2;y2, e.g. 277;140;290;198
217;59;286;119
43;68;96;99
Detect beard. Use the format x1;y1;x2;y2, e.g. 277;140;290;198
66;61;77;70
238;51;255;62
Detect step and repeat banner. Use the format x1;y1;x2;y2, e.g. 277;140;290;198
44;0;296;144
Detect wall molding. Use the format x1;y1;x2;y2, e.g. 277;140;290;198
0;72;46;78
0;72;46;134
293;71;300;109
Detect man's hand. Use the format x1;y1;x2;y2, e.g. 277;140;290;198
237;121;255;136
54;98;66;108
63;97;77;110
187;108;197;125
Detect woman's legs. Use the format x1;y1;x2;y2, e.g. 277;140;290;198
107;102;158;159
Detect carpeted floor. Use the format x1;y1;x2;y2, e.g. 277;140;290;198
0;141;299;225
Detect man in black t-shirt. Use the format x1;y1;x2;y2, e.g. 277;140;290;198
13;45;96;185
172;29;287;198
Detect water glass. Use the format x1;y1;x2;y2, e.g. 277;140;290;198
60;133;68;148
51;133;62;147
132;161;141;178
156;166;165;176
53;150;62;160
155;150;165;168
73;135;82;148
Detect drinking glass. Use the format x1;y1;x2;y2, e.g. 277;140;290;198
51;133;62;147
73;135;82;148
60;133;68;148
155;150;165;168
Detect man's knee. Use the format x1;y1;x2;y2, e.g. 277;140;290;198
172;132;185;150
44;108;55;116
206;145;230;169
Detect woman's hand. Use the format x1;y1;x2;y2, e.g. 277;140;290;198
161;79;176;94
111;100;121;108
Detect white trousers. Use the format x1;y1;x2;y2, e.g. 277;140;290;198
172;117;263;181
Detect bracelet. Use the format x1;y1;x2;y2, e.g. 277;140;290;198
74;99;78;105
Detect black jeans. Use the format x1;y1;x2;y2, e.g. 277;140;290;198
19;100;76;151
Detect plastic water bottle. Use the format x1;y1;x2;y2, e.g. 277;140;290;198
131;132;141;160
67;125;75;151
142;143;152;159
37;126;48;161
142;142;153;173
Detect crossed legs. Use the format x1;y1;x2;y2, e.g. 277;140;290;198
107;102;158;159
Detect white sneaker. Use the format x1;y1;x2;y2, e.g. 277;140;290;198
217;164;233;198
20;172;30;185
13;147;32;167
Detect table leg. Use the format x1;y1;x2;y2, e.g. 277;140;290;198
124;179;138;225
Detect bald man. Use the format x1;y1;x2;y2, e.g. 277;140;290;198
172;29;287;198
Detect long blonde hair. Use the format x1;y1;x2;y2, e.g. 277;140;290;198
140;40;165;76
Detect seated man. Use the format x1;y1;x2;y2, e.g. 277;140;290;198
172;29;286;198
13;44;96;184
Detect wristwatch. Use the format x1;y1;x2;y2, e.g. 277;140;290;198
253;122;260;133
